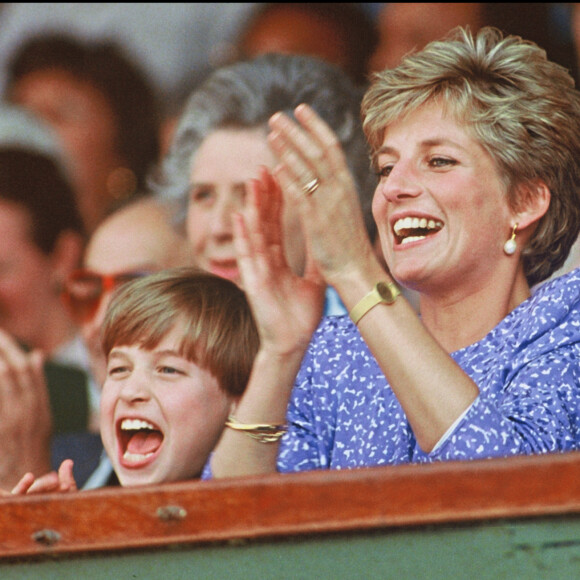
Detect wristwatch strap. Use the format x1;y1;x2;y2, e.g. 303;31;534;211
349;281;400;325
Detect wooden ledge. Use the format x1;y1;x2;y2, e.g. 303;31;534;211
0;451;579;560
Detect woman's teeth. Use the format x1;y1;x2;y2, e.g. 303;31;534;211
393;217;443;244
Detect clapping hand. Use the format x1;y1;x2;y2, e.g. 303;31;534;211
0;329;52;489
234;167;326;355
268;104;376;288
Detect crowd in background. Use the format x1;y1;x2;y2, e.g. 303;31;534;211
0;3;579;493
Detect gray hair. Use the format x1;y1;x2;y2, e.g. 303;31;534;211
362;26;580;287
155;53;376;242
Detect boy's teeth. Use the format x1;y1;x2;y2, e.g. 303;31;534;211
121;418;155;431
123;451;155;463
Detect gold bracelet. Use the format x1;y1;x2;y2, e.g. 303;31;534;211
349;281;400;325
225;415;288;443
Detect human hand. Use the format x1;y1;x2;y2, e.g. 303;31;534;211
0;459;77;496
234;167;326;355
0;329;52;489
268;104;377;287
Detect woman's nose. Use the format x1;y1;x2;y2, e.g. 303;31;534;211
209;196;241;239
378;161;422;203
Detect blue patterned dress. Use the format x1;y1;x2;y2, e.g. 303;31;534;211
277;268;580;472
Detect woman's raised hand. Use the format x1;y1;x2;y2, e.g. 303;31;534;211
234;166;326;355
268;104;378;288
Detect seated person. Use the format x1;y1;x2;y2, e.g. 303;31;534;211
207;27;580;478
234;3;378;87
57;195;191;488
7;267;259;493
0;104;94;490
5;32;161;234
156;52;379;317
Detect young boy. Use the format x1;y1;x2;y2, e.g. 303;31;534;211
6;267;259;492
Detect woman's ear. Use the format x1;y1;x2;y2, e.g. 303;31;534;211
513;179;551;230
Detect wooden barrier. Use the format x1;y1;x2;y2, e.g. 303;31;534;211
0;451;578;563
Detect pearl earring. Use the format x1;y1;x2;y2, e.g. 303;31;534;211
503;223;518;255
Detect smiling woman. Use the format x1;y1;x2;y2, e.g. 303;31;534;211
371;101;523;297
207;26;580;479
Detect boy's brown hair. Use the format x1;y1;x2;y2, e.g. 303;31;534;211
101;267;259;397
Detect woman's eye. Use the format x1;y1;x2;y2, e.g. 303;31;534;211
189;186;214;204
376;165;393;180
429;157;457;168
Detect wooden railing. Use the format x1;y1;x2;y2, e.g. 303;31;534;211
0;451;579;561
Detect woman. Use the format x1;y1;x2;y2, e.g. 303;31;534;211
209;27;580;477
157;52;378;315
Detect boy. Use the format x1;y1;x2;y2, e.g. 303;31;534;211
6;267;259;492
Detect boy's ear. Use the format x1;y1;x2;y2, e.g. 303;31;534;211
513;179;550;230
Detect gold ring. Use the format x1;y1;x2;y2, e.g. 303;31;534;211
302;177;320;196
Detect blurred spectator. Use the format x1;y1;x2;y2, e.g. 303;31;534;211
157;53;377;316
569;4;580;82
63;196;190;388
369;3;483;71
544;3;580;283
59;195;191;488
369;3;577;78
0;3;255;102
0;4;258;162
4;33;161;233
234;3;379;86
0;104;95;489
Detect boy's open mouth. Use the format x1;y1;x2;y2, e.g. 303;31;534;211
118;418;164;465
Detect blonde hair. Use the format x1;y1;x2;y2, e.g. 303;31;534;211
362;26;580;286
102;267;259;397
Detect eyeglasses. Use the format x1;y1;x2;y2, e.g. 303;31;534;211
61;269;151;324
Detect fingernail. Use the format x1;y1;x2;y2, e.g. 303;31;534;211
269;112;283;125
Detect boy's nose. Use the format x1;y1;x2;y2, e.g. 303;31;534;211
118;371;151;403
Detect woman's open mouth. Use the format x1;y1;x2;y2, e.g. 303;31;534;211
117;417;164;468
393;216;443;245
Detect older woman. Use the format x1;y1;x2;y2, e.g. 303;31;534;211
210;27;580;477
157;52;378;315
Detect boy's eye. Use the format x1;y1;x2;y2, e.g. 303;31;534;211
108;365;129;376
158;366;182;375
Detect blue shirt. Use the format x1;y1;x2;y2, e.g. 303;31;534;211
278;268;580;472
323;286;347;317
